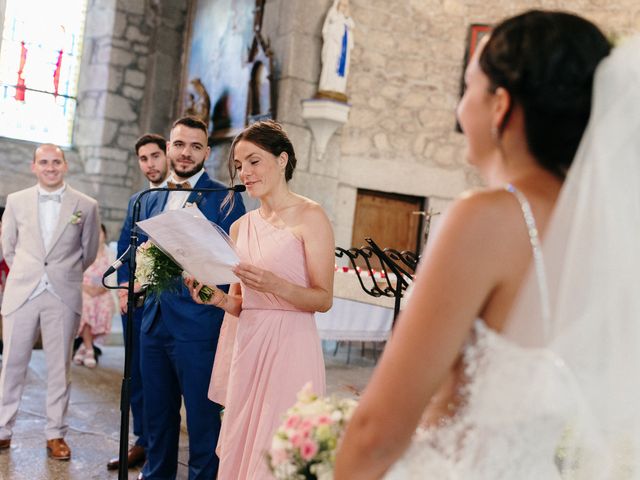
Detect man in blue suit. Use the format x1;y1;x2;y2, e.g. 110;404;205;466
139;117;245;480
108;133;170;471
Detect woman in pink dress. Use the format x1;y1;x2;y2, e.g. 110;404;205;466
73;224;115;368
186;120;334;479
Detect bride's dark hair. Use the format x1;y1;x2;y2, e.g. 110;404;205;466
480;10;611;178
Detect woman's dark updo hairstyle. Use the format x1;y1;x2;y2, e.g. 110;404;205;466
479;10;611;178
227;120;297;182
222;120;297;214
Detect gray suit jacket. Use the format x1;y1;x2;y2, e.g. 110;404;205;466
1;185;100;316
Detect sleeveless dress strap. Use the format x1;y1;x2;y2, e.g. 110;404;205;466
505;184;552;334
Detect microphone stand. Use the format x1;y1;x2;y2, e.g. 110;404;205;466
102;184;245;480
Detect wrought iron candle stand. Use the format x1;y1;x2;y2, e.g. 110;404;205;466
332;238;417;362
331;210;439;362
335;237;417;324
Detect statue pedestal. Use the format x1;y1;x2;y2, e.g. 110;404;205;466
301;98;350;158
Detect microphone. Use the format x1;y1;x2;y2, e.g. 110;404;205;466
151;183;246;193
103;245;131;278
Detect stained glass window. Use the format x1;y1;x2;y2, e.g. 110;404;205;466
0;0;87;146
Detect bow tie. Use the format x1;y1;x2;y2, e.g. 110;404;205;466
167;181;192;190
39;193;62;203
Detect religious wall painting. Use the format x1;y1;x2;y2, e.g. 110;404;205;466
456;24;492;132
180;0;256;144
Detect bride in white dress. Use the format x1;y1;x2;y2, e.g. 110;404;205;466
333;10;639;479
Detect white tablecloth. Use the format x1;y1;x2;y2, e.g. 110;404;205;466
315;297;393;342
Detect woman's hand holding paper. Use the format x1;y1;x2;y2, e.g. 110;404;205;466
232;262;283;295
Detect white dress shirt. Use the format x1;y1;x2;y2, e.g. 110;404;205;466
29;184;66;300
164;169;204;211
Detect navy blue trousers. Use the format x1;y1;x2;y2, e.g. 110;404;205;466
140;314;221;480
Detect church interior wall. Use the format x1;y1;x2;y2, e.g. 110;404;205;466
329;0;639;249
0;0;638;249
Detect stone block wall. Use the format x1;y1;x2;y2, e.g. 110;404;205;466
270;0;342;222
1;0;638;250
204;0;640;249
229;0;638;249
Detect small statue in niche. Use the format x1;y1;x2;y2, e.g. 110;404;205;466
184;78;211;127
317;0;355;103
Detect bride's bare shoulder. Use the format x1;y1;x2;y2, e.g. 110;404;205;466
444;188;523;231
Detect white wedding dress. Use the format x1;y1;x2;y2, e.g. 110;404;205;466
386;35;640;479
385;187;585;480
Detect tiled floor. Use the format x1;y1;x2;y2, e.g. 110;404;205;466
0;340;378;479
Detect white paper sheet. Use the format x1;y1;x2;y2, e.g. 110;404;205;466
136;207;240;285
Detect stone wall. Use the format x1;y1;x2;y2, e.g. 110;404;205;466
261;0;339;223
0;0;188;238
1;0;638;249
226;0;638;250
329;0;640;248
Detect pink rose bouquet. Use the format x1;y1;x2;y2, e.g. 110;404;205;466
267;383;357;480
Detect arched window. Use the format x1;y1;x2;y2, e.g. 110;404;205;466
0;0;87;146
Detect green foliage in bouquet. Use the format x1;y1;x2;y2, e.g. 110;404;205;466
135;242;214;302
135;243;182;297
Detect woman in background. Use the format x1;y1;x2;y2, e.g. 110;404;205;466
73;224;115;368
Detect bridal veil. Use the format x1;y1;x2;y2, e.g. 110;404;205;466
505;35;640;477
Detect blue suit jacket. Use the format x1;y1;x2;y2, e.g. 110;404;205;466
140;172;245;341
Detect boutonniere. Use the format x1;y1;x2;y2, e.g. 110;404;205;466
193;193;206;208
185;194;204;209
69;210;83;225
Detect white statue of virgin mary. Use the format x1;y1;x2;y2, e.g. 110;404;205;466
318;0;355;101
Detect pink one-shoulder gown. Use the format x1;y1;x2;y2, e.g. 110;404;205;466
210;209;326;479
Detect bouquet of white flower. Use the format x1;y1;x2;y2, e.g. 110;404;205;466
267;383;358;480
136;242;214;302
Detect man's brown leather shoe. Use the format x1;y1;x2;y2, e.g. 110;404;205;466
46;438;71;460
106;445;146;470
0;439;10;450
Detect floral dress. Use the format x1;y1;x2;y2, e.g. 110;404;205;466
78;244;115;339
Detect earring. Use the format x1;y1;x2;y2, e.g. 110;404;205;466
491;125;499;142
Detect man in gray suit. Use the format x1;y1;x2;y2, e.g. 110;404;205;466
0;144;100;460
